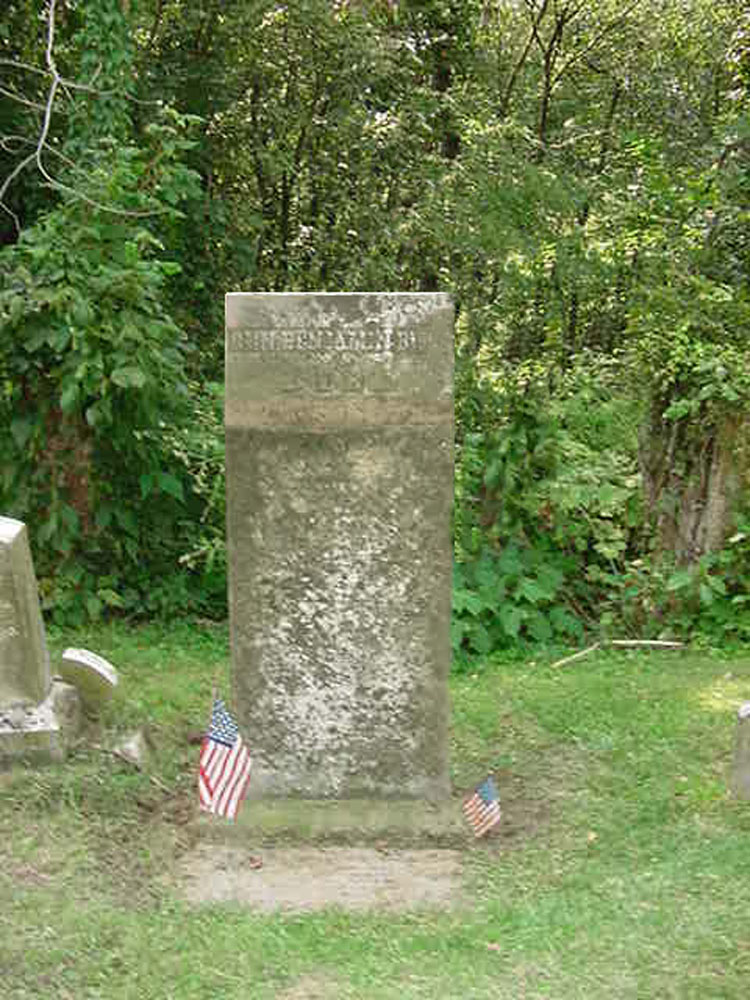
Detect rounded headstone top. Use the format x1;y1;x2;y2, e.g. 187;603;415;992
59;648;118;714
739;702;750;721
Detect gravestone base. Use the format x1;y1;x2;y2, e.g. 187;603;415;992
0;701;62;764
0;680;81;766
180;843;463;912
198;797;470;847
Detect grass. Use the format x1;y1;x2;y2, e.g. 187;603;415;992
2;623;750;998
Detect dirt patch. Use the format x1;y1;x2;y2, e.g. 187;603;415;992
276;974;344;999
179;844;462;912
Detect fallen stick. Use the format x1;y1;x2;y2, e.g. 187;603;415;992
609;640;684;649
551;639;684;669
550;643;601;669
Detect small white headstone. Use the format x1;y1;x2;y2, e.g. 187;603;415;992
60;648;118;714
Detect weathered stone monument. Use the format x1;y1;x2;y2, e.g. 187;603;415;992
731;702;750;800
0;516;49;706
225;293;454;799
0;516;62;761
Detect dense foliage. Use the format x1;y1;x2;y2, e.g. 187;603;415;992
1;1;748;647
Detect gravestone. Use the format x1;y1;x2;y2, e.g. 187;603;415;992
0;516;68;762
60;647;118;715
225;293;454;799
731;702;750;800
0;516;50;706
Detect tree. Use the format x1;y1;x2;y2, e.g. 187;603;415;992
0;0;201;620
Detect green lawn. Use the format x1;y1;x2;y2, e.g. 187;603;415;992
2;623;750;998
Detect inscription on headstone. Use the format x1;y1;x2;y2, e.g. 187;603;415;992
0;517;50;706
226;293;454;798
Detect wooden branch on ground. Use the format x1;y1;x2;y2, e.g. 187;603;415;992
551;639;684;668
551;643;601;669
609;640;684;650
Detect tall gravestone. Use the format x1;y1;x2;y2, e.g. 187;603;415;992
0;517;50;706
225;293;454;799
0;516;66;763
731;702;750;800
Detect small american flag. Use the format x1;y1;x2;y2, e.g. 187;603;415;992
463;776;501;838
199;698;252;820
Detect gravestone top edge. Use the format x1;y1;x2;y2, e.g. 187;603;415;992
225;291;455;430
61;648;118;686
0;517;24;544
225;291;453;302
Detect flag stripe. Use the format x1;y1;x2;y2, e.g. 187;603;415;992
209;741;237;805
214;741;244;814
463;778;502;838
472;806;501;836
204;742;228;784
220;753;252;819
223;752;251;817
198;699;252;820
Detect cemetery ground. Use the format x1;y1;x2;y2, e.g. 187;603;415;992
2;624;750;999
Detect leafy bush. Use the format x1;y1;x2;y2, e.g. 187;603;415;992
452;352;642;662
0;111;203;623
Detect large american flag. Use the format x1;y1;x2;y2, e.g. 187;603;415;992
198;698;252;820
463;776;501;838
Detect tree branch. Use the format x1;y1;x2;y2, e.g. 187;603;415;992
0;85;49;112
501;0;550;117
0;0;171;229
551;0;642;91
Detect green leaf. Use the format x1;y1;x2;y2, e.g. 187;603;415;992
156;472;184;502
49;327;71;351
61;505;80;532
450;619;464;651
475;555;500;591
60;382;79;413
95;506;113;529
528;612;552;643
38;515;58;544
469;621;493;655
111;366;147;389
499;604;522;639
550;606;582;638
10;418;34;450
452;586;470;614
116;509;138;536
667;569;694;592
463;592;486;617
86;595;102;620
518;578;550;605
498;547;522;577
98;588;124;609
85;399;112;427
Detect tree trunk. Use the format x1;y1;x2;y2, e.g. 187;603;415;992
639;406;746;563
